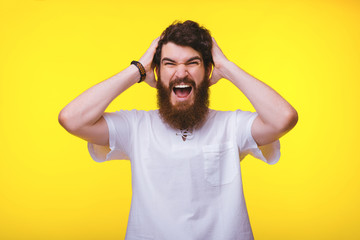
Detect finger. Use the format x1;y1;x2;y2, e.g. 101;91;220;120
211;37;217;44
139;37;160;71
212;37;220;49
154;36;160;43
150;37;160;49
209;73;218;86
145;72;157;88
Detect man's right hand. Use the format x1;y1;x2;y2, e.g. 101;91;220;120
59;37;161;147
139;37;160;88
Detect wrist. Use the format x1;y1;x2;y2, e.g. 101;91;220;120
217;60;235;81
138;60;152;72
127;64;143;84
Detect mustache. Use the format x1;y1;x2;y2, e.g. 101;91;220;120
168;77;196;90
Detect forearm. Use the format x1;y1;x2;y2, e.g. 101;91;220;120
59;65;139;132
222;61;297;131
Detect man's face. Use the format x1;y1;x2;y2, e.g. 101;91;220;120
158;42;207;107
156;42;210;130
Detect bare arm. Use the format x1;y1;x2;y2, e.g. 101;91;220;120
210;38;298;146
58;38;159;146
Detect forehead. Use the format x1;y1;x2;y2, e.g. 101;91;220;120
161;42;202;62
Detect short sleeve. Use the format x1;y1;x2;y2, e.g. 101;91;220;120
236;110;280;165
87;110;135;162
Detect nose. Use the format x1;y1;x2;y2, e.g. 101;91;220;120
174;64;189;79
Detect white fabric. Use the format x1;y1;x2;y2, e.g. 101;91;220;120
88;109;280;240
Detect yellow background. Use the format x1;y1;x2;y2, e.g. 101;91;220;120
1;0;359;239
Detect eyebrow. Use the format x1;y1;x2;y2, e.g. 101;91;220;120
161;56;202;63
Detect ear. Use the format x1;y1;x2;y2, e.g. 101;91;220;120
206;65;213;80
155;66;160;81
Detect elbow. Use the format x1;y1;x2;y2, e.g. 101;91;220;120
58;109;79;133
278;108;298;133
58;109;70;131
288;108;299;129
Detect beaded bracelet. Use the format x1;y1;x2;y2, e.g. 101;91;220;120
131;61;146;83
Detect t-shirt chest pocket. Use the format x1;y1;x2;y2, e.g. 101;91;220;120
202;141;239;186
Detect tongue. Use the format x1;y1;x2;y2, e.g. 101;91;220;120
174;88;191;98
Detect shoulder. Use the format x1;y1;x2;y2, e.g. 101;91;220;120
206;109;257;128
105;109;156;117
103;109;157;124
208;109;232;118
208;109;252;121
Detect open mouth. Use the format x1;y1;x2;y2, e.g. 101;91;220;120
173;84;193;99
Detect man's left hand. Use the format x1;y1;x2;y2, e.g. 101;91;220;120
209;37;231;85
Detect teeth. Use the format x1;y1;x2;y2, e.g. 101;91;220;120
174;84;191;88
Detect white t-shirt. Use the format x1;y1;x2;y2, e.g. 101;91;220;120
88;109;280;240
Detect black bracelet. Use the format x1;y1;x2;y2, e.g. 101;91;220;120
131;61;146;83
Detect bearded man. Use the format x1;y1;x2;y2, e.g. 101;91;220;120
59;20;298;240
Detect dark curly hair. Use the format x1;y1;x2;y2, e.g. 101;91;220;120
152;20;214;74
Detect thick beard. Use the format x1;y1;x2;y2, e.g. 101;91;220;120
157;76;210;130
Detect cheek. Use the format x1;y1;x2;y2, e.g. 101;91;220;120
159;69;173;85
190;69;205;82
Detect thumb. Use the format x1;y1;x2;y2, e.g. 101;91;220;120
145;71;157;88
209;70;221;86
